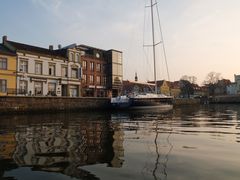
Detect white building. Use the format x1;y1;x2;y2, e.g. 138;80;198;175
226;74;240;95
3;36;82;97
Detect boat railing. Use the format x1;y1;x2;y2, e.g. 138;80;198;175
111;96;130;103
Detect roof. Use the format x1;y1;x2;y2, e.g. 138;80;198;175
78;44;122;53
5;40;67;59
148;80;165;86
0;44;16;56
123;80;155;86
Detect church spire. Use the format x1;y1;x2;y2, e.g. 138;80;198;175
135;72;138;82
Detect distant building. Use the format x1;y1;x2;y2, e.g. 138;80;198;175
148;80;170;95
226;74;240;95
227;83;237;95
168;81;181;97
0;42;17;96
79;45;123;97
122;80;154;95
214;79;231;95
234;74;240;94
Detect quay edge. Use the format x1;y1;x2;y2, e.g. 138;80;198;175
0;96;111;115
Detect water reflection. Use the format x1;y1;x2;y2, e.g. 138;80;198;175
1;105;240;180
0;113;124;180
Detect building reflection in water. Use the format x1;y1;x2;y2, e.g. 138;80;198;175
2;105;239;180
0;113;124;179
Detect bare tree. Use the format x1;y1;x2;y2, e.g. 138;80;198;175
203;72;222;85
203;72;222;96
180;75;197;84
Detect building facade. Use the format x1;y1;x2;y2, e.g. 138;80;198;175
79;45;123;97
1;36;122;97
3;36;82;97
0;43;17;96
148;80;171;95
106;50;123;97
55;44;82;97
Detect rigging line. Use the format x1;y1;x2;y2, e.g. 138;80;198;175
155;0;170;81
143;0;147;47
143;47;154;81
143;0;154;82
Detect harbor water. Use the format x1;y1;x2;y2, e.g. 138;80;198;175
1;104;240;180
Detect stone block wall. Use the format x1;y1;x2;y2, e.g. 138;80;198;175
0;96;111;114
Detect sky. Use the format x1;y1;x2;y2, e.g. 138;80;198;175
1;0;240;84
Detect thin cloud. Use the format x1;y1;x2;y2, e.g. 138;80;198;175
30;0;63;16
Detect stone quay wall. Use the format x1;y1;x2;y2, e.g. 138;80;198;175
0;96;111;114
173;98;201;106
210;95;240;103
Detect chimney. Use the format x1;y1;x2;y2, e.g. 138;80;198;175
49;45;54;50
2;35;7;43
58;44;62;49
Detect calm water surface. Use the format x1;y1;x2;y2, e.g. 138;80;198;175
1;104;240;180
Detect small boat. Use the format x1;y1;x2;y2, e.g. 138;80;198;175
111;93;173;110
130;93;173;109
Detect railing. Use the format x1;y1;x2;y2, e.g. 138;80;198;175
7;88;27;95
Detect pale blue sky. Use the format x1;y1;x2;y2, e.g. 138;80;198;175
1;0;240;84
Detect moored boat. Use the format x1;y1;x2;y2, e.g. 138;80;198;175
111;0;173;111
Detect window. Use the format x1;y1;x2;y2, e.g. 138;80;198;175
69;52;74;61
61;66;68;77
90;75;94;84
97;76;101;85
19;80;27;94
70;85;78;97
102;64;106;72
112;64;123;76
75;53;80;63
103;76;107;86
96;63;101;72
71;68;78;79
96;53;100;58
0;58;7;70
35;62;42;75
34;82;43;95
82;61;87;70
49;64;55;76
112;51;122;64
0;79;7;93
19;59;28;73
81;51;86;56
90;62;94;71
48;83;56;96
82;74;87;83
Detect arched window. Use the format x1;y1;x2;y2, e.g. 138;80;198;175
75;53;80;63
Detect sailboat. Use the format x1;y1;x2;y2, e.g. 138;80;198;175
111;0;173;109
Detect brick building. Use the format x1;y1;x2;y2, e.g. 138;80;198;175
79;45;123;97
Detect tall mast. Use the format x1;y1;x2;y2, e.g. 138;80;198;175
150;0;157;94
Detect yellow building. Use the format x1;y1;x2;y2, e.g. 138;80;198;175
159;80;170;95
148;80;171;95
0;44;16;96
169;81;181;97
